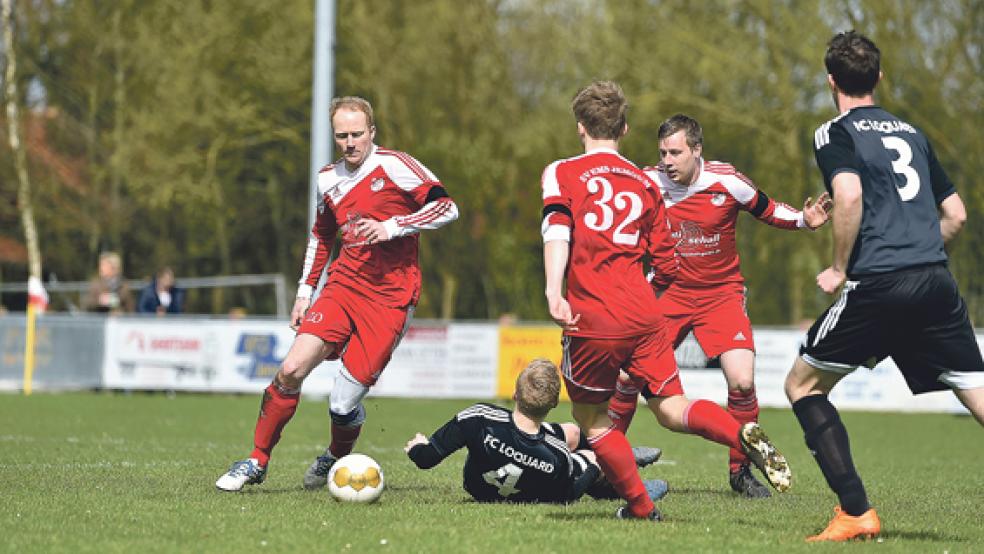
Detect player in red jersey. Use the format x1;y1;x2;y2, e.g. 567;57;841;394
216;96;459;492
606;114;830;498
541;81;791;521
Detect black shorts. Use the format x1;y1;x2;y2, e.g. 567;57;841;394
800;263;984;394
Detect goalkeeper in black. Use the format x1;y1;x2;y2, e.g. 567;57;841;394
405;359;666;503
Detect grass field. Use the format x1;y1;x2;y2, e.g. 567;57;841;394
2;392;982;553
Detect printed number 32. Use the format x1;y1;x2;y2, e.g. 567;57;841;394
584;176;642;245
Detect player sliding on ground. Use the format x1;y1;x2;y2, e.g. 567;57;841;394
541;80;791;521
406;359;667;504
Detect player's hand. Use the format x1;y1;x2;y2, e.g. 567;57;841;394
547;294;581;332
816;267;846;295
290;297;311;331
803;192;832;230
404;433;429;453
354;218;389;245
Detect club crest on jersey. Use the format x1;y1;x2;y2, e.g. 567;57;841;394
711;193;726;206
370;178;386;192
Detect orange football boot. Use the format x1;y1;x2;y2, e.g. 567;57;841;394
806;506;881;542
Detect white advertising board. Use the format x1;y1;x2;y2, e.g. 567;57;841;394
102;319;499;398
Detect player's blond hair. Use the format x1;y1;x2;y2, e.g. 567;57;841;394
514;358;561;420
330;96;374;128
571;80;628;141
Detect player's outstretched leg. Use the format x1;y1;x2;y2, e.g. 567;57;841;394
738;422;791;492
216;458;267;492
806;506;881;542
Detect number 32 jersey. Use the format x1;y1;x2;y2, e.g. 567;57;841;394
541;148;678;338
813;105;955;276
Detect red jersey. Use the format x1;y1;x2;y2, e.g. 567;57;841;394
644;160;805;288
542;148;678;338
298;145;458;307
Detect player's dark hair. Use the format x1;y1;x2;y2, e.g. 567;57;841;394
825;31;881;96
330;96;375;128
514;359;560;420
658;114;702;148
571;81;628;141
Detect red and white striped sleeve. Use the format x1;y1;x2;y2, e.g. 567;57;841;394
541;160;572;242
718;168;805;230
296;183;339;299
379;150;459;239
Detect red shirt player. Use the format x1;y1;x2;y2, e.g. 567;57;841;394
542;82;791;521
607;114;829;498
217;96;459;492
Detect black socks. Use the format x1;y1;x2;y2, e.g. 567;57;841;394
792;394;870;516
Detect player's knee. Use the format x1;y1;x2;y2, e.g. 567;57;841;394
329;402;366;428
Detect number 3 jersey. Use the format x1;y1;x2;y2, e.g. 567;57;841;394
541;148;678;338
406;403;599;503
813;105;954;276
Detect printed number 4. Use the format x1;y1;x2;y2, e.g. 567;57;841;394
583;176;643;246
482;463;523;497
881;137;920;201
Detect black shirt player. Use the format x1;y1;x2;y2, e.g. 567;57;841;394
405;359;667;504
784;31;984;543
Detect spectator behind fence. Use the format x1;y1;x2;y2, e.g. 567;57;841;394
83;251;134;314
137;267;185;315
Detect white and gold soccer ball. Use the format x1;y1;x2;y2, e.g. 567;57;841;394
327;453;385;503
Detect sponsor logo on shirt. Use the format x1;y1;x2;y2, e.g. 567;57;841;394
672;221;722;256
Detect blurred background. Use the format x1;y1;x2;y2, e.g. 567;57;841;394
2;0;981;324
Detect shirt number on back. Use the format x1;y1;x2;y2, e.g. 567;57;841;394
881;137;920;201
583;176;642;245
482;463;523;497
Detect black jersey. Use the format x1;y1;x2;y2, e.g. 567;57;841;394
407;403;598;503
813;106;955;276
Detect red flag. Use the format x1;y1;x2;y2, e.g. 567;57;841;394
27;276;48;313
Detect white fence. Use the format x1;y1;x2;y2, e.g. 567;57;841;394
0;314;975;415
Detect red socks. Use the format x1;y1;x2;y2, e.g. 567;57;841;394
589;427;654;518
250;383;300;466
329;422;363;458
608;380;640;435
727;387;759;472
682;399;741;450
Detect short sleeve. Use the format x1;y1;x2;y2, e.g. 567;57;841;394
926;141;956;204
814;123;860;192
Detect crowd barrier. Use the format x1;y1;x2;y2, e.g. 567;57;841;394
0;314;975;415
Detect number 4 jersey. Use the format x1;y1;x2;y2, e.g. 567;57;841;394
407;403;599;503
541;148;678;338
814;105;955;276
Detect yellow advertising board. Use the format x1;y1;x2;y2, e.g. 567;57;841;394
496;325;567;400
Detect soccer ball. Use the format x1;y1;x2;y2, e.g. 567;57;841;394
327;453;385;503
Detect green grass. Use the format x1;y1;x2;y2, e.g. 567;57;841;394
1;392;982;553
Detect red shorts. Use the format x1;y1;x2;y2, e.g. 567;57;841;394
659;283;754;358
561;331;683;404
297;283;412;386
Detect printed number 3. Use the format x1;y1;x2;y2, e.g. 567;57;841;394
583;176;642;245
482;463;523;497
881;137;920;201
